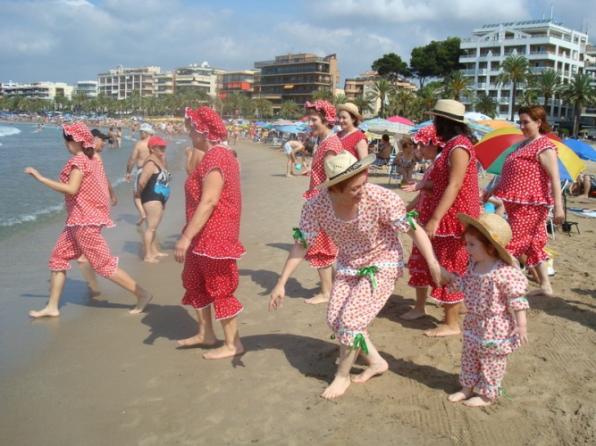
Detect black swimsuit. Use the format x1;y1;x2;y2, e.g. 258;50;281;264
140;160;171;205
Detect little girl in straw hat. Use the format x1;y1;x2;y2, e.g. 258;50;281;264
443;213;529;407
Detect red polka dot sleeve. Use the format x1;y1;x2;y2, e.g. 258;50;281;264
376;186;411;233
496;265;529;311
298;200;321;247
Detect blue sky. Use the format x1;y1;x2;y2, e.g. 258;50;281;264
0;0;592;84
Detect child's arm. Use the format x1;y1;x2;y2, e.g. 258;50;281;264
514;310;528;345
269;243;307;311
108;182;118;206
24;166;83;196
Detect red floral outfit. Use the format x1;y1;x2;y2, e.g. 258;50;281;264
339;130;367;159
493;136;556;267
182;145;245;320
49;153;118;277
452;261;529;400
302;133;343;268
408;135;480;304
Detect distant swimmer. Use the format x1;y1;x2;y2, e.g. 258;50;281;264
125;123;154;225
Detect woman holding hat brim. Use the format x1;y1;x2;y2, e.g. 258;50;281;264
402;100;480;337
301;100;344;305
269;151;443;400
443;213;529;407
336;103;368;160
175;106;245;360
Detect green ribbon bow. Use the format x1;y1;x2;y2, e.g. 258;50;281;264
357;266;379;289
353;333;369;355
484;341;498;349
406;210;419;230
292;227;307;248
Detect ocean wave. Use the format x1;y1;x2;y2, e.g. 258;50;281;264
0;126;21;138
0;203;64;227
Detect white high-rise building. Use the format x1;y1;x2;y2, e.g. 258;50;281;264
2;81;74;100
75;80;98;98
460;19;589;121
97;66;161;99
583;45;596;131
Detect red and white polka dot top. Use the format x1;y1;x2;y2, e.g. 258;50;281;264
60;153;113;227
339;130;367;159
304;133;344;200
493;135;557;206
184;145;245;259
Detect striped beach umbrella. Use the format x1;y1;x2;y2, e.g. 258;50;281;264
477;119;517;130
475;128;585;181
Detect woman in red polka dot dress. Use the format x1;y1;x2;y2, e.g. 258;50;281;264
270;151;442;400
301;100;344;305
24;122;152;318
402;100;480;337
336;103;368;159
489;106;564;296
175;106;245;360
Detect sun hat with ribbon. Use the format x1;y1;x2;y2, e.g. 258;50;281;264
457;212;514;265
148;135;167;148
185;106;228;142
336;102;362;121
429;99;468;124
318;151;376;189
63;122;95;149
139;123;155;134
411;124;444;147
304;100;337;123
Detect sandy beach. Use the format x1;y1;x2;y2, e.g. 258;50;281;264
0;139;595;446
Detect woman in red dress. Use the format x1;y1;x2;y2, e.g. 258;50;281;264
336;103;368;159
402;100;480;337
301;100;344;304
175;106;245;359
489;105;564;296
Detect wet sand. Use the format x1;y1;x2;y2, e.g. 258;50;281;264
0;140;594;445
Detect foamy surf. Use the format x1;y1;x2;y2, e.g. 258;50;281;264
0;203;64;228
0;126;21;138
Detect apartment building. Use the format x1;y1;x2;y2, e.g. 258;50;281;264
174;63;218;97
75;81;98;98
97;66;161;99
2;81;74;100
218;70;257;100
583;44;596;130
460;19;589;121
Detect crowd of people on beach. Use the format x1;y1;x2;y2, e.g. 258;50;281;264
24;96;570;407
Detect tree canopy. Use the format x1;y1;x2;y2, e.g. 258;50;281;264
410;37;462;86
371;53;411;79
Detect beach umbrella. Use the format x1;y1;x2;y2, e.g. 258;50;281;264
274;124;309;134
562;138;596;161
475;128;585;181
410;119;492;138
387;115;415;126
477;119;516;130
465;112;492;121
360;118;412;135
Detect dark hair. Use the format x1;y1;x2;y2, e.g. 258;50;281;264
307;109;334;129
328;170;367;193
434;115;473;142
518;105;551;134
464;225;498;258
63;130;94;159
382;134;390;142
304;139;316;155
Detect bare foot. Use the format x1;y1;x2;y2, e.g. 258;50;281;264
129;291;153;314
424;325;461;337
400;308;427;320
29;307;60;318
155;252;169;257
528;287;553;297
351;359;388;383
203;339;244;360
176;334;218;347
143;256;159;263
448;387;474;402
136;216;146;226
304;293;330;305
321;375;351;400
463;395;493;407
88;288;101;298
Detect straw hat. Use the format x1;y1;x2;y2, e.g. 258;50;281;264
457;213;514;265
318;151;376;189
336;102;362;121
429;99;467;124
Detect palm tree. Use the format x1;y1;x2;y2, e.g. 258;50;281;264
559;73;596;137
333;93;347;105
388;89;416;117
444;71;473;101
536;69;560;115
252;98;273;119
497;55;531;121
352;94;375;118
279;101;301;119
474;94;497;118
370;79;395;118
416;82;442;114
311;89;334;102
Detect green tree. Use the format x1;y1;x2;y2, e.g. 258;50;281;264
370;79;395;118
371;52;411;80
279;101;301;119
444;71;473;101
536;69;560;113
416;81;442;112
252;98;273;119
559;73;596;137
388;89;417;118
333;93;347;105
475;93;497;118
497;55;531;121
311;88;334;102
410;37;462;87
352;94;375;118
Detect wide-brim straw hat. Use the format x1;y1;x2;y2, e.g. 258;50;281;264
336;102;362;121
318;151;376;189
457;213;514;265
429;99;468;124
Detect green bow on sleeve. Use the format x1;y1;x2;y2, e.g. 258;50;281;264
353;333;369;355
357;266;379;289
292;227;307;248
406;210;419;230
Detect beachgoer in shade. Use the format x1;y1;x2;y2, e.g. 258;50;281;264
175;107;245;360
136;135;171;263
487;105;564;296
401;101;480;337
336;103;368;159
270;151;442;400
444;213;529;407
24;122;152;318
125;123;154;225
